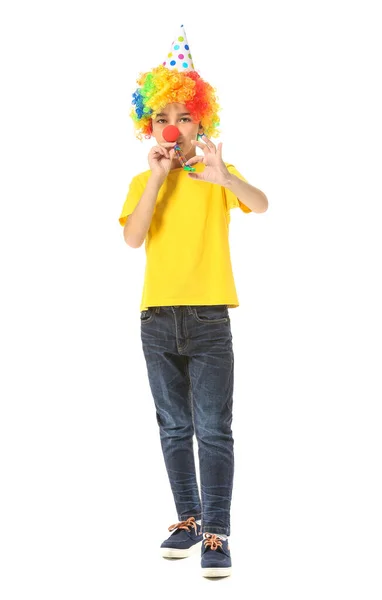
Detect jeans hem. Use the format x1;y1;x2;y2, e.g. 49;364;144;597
179;512;202;521
202;524;230;536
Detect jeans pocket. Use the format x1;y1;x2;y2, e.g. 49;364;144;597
140;308;155;324
192;305;229;324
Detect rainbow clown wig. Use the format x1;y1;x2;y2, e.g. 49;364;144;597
130;65;221;140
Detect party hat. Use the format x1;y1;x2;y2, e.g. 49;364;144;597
162;24;195;72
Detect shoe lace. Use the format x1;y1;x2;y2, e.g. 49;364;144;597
168;516;198;534
203;533;223;551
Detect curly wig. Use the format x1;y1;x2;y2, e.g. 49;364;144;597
130;64;221;140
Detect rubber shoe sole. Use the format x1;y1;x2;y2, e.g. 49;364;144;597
202;566;232;577
160;540;203;558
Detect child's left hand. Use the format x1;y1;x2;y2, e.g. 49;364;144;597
185;136;231;186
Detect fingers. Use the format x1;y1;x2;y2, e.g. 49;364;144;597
151;146;166;155
191;136;216;153
151;145;174;159
202;135;216;152
159;142;177;149
191;139;212;152
185;155;203;166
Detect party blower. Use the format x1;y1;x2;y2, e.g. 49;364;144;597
162;125;196;172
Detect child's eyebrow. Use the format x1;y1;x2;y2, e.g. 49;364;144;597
156;112;191;117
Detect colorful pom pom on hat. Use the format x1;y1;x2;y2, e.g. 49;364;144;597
162;24;195;72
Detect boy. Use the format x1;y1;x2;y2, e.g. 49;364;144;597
119;26;268;578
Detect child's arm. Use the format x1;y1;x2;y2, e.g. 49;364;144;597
123;174;164;248
224;174;268;213
124;142;175;248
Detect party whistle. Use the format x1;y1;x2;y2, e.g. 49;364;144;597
162;125;196;172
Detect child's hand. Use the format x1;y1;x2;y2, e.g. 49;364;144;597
185;136;231;186
148;143;176;180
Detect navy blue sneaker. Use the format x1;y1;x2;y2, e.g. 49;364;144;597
201;533;232;577
160;517;203;558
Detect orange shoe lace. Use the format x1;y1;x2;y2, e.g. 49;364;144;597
203;533;223;550
168;516;198;534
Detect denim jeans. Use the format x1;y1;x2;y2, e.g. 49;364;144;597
140;305;234;536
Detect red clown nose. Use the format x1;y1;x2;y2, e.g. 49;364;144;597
162;125;180;142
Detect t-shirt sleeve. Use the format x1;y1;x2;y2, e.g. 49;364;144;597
118;175;146;227
223;164;252;214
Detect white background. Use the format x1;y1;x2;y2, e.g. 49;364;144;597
1;1;381;598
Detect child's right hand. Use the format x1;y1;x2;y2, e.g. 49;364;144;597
148;143;176;180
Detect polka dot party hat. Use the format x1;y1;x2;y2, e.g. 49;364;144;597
162;24;195;72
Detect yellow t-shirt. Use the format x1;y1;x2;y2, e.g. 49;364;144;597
119;162;252;311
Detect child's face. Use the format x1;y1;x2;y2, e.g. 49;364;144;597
151;102;202;162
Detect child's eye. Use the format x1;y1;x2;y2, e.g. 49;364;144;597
156;117;191;124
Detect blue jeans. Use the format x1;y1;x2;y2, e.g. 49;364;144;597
140;305;234;536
